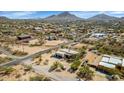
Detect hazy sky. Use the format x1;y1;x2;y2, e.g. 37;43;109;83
0;11;124;19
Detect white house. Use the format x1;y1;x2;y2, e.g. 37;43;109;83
54;49;79;59
91;33;106;39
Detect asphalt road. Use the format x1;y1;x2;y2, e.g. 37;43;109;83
0;34;88;80
0;41;74;67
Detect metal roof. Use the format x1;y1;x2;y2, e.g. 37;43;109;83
109;57;122;65
101;55;123;64
122;59;124;67
99;55;124;68
101;56;110;62
99;62;115;68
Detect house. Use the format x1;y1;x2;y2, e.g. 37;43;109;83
17;35;32;43
47;35;57;40
54;49;79;59
91;33;106;39
54;51;65;58
33;27;42;32
98;55;124;69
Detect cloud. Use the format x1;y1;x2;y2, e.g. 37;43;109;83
0;11;37;19
11;12;37;16
109;11;124;14
70;11;100;19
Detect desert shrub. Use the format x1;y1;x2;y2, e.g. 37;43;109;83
70;60;81;72
24;65;32;71
12;50;28;56
77;66;94;80
0;57;12;64
49;61;65;72
0;66;15;75
30;75;51;81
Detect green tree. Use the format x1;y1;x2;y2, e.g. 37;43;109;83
77;66;94;80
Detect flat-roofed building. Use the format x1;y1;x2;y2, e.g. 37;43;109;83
17;35;32;43
91;33;106;39
54;51;65;58
109;57;122;65
122;59;124;67
60;49;78;55
17;35;31;40
54;49;79;59
99;55;124;69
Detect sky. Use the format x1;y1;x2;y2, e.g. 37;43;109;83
0;11;124;19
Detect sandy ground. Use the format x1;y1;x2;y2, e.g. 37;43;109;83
93;73;108;81
10;45;48;54
31;51;77;80
90;68;108;81
44;40;66;47
0;53;7;57
72;43;87;49
33;51;70;68
84;51;101;64
0;65;38;81
85;52;98;63
9;40;65;55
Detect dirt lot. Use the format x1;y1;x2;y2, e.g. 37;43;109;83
0;53;7;57
84;51;102;66
0;65;37;81
10;45;48;54
9;40;65;55
44;40;66;47
31;51;77;80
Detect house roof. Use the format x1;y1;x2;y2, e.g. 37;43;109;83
101;56;110;62
109;57;122;65
122;59;124;67
99;55;124;68
17;35;31;39
99;62;115;68
55;51;65;55
60;49;78;55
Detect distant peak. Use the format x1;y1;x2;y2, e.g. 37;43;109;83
43;11;83;22
96;13;109;17
60;11;70;14
58;12;72;16
0;16;9;19
47;15;56;18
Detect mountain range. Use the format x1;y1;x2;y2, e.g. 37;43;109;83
0;12;124;22
88;13;119;21
43;12;83;22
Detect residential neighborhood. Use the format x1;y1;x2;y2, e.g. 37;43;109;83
0;11;124;81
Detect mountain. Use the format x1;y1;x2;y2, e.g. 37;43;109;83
88;14;118;21
0;16;9;20
43;12;83;22
120;17;124;20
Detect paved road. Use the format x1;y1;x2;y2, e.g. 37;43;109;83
0;33;88;67
0;34;88;80
0;41;74;67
